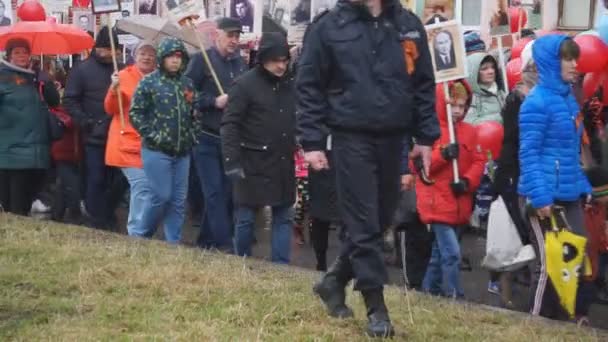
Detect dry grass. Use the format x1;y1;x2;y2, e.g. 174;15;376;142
0;214;605;341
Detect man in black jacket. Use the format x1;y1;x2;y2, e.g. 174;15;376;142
64;26;126;230
297;0;439;337
186;18;248;251
221;32;295;264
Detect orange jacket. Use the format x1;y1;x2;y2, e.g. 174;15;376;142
104;65;145;168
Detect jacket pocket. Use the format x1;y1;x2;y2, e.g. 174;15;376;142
87;117;111;144
240;142;269;152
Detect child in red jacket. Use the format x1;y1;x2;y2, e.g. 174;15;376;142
413;80;486;298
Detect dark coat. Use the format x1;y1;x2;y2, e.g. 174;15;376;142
296;0;439;151
185;48;247;136
0;61;52;169
221;66;296;207
63;52;120;146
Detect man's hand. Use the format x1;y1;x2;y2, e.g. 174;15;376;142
304;151;329;171
583;194;594;211
215;94;229;109
110;72;120;90
410;144;432;176
536;205;552;219
401;174;415;191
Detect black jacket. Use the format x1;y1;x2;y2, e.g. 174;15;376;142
64;53;121;146
296;0;439;151
186;48;247;136
221;66;296;207
495;89;525;192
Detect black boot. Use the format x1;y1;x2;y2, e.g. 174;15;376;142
315;249;327;272
313;257;354;319
362;289;395;338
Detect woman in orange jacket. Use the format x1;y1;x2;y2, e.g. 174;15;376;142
104;41;156;237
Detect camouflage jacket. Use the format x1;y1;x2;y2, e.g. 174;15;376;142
130;37;200;157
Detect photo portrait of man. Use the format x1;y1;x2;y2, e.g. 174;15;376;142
231;0;254;33
138;0;157;14
423;0;453;25
291;0;310;24
434;30;456;71
165;0;187;10
489;0;509;36
76;13;95;34
0;0;12;27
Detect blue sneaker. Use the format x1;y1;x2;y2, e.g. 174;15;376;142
488;281;500;295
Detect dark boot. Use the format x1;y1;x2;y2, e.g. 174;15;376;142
362;289;395;338
315;251;327;272
313;257;354;319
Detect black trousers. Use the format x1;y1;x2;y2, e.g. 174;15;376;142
331;131;403;291
0;169;46;216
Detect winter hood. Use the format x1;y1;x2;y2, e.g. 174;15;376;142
466;52;505;94
0;59;34;75
157;37;190;75
435;79;473;125
533;34;571;95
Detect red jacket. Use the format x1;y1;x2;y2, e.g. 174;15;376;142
51;106;82;163
414;80;486;226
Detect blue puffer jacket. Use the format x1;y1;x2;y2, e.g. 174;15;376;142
518;34;592;208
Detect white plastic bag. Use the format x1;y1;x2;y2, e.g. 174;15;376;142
482;196;536;272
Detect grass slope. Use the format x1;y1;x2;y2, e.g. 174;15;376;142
0;215;605;341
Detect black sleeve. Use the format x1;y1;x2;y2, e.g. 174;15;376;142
185;53;217;112
295;21;331;152
62;66;88;128
410;16;440;146
220;81;248;171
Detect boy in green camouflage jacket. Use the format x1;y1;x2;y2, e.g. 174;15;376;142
129;37;199;243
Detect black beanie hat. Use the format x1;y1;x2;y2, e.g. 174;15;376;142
257;32;289;64
5;38;31;59
95;26;121;49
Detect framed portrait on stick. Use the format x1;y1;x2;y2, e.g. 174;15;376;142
426;20;467;83
484;0;510;37
91;0;122;14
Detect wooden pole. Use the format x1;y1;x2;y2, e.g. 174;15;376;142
496;37;510;92
442;82;460;183
183;18;224;95
106;14;126;134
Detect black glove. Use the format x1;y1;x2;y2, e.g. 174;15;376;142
225;167;245;181
441;143;459;161
450;178;469;196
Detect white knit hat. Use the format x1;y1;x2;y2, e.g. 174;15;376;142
520;40;535;72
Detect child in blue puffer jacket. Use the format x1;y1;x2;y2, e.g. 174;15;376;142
518;34;593;322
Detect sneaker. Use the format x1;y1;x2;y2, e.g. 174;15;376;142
488;281;500;295
31;199;51;213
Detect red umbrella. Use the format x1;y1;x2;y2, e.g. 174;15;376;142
0;21;94;55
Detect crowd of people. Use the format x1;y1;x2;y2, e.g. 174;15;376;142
2;0;608;338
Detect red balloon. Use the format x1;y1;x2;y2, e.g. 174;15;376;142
506;58;522;91
476;121;504;160
573;35;608;73
511;37;533;60
509;7;528;34
17;0;46;22
583;72;606;100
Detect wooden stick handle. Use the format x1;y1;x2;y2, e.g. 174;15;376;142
186;18;224;95
106;14;126;133
443;82;460;183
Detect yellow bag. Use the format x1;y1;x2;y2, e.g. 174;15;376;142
544;214;588;319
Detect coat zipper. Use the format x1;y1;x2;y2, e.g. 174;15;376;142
175;82;182;153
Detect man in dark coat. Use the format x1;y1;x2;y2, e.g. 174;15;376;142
64;26;126;230
221;32;295;264
296;0;440;337
186;18;247;251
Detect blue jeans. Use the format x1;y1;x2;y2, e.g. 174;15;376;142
140;147;190;244
234;204;293;264
121;167;153;238
423;224;464;298
192;134;233;250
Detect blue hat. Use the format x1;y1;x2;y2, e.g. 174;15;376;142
464;31;486;54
